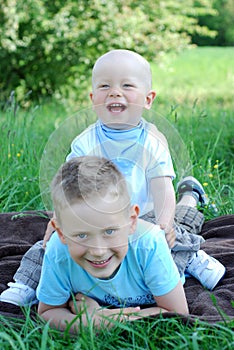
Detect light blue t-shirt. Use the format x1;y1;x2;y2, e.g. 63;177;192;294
37;221;180;307
66;118;175;215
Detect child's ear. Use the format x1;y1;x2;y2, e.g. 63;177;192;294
145;90;156;110
129;204;140;234
51;218;67;245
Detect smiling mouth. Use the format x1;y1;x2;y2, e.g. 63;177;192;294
87;256;112;268
107;103;126;113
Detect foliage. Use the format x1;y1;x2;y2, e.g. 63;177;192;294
0;0;216;104
192;0;234;46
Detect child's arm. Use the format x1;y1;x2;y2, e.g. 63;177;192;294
150;176;176;247
68;282;188;324
69;282;188;324
153;280;188;314
38;299;140;334
127;280;188;321
38;301;81;332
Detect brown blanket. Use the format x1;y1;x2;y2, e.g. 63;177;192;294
0;211;233;324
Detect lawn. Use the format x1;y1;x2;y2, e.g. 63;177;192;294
0;46;233;348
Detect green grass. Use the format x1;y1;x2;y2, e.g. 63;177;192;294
150;46;234;218
152;46;234;106
0;47;234;347
0;312;233;349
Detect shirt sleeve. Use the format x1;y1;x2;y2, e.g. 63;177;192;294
66;123;97;161
66;134;88;161
36;235;72;305
144;123;176;179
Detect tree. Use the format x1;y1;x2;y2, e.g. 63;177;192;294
192;0;234;46
0;0;217;104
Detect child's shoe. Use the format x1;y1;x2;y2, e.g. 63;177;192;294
0;282;38;306
177;176;218;215
185;250;226;290
177;176;209;207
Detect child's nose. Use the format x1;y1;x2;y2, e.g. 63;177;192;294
88;241;108;257
109;88;122;97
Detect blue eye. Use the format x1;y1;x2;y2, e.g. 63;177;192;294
105;229;115;235
77;233;87;239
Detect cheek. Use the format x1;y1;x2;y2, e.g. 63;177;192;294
118;244;128;259
128;92;145;103
92;91;106;104
112;237;129;256
68;244;86;260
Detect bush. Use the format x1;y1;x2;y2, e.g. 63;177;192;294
0;0;216;104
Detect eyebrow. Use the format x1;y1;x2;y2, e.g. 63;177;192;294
102;225;120;231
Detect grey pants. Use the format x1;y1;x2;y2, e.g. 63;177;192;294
14;205;204;289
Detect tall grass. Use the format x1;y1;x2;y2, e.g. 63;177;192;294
152;47;234;106
0;94;67;212
0;312;233;349
151;46;234;218
0;47;234;348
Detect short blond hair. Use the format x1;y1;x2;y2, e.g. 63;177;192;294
51;156;131;223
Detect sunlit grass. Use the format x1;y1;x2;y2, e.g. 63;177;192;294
0;311;233;349
152;46;234;106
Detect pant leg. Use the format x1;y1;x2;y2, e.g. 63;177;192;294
174;205;204;234
171;225;204;276
171;205;205;275
13;240;44;290
140;205;205;276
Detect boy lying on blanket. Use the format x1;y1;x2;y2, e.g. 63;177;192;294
36;156;189;333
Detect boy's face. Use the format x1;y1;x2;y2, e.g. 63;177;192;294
90;53;156;130
56;194;139;279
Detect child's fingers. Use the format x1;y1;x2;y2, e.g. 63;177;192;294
119;307;141;322
160;224;176;248
166;233;176;248
74;292;86;301
122;306;141;314
101;306;140;319
43;220;55;248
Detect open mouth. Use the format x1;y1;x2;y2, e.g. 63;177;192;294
107;103;126;113
87;256;112;268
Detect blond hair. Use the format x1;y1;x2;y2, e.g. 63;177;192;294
51;156;130;223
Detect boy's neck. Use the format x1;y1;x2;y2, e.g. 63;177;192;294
97;264;121;280
100;119;142;131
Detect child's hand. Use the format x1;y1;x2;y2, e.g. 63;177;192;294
123;306;168;321
95;306;141;328
160;224;176;248
43;219;55;248
69;292;100;315
69;293;141;328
